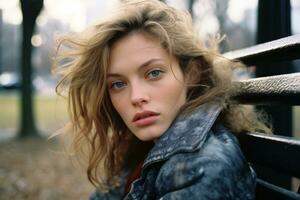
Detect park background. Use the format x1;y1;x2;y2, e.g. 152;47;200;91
0;0;300;199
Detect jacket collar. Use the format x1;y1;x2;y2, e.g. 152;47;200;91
143;103;223;168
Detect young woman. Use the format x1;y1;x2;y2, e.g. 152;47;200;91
53;0;270;199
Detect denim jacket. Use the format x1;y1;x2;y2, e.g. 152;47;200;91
90;103;256;200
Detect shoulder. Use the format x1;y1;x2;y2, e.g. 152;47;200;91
158;126;250;179
89;189;122;200
89;170;129;200
155;126;256;199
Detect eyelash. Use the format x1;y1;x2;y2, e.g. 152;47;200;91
146;68;164;80
109;68;165;91
110;80;126;90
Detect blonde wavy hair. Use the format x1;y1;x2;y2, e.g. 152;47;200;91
53;0;270;191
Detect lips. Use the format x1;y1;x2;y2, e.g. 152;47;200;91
132;111;160;127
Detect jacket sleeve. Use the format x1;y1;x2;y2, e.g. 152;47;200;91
89;170;129;200
89;188;123;200
155;135;256;200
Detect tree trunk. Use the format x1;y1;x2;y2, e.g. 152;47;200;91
0;10;2;73
19;0;43;138
187;0;195;19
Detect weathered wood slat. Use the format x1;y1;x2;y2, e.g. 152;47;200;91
238;132;300;178
256;179;300;200
224;35;300;198
223;34;300;65
232;73;300;105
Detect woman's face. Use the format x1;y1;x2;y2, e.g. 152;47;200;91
107;32;187;141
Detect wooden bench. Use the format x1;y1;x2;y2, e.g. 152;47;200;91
223;34;300;200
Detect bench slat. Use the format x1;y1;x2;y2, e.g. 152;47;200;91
223;34;300;65
223;35;300;197
256;179;300;200
238;132;300;178
233;73;300;105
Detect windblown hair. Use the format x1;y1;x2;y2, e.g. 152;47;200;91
52;0;270;191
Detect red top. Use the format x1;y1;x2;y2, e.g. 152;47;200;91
124;161;144;196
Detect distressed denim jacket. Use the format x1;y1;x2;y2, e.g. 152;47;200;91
90;103;256;200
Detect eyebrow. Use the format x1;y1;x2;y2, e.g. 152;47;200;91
107;58;164;78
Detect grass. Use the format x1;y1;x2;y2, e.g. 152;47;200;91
0;137;94;200
0;92;94;200
0;92;299;199
295;106;300;138
1;92;299;138
0;92;69;136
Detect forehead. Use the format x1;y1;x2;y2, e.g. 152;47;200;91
108;32;170;72
110;31;162;52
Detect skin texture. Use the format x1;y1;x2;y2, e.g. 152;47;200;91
108;32;187;141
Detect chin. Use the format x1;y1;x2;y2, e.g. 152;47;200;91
137;136;155;142
135;133;158;141
135;129;165;142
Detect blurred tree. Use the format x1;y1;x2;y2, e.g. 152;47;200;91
214;0;229;36
188;0;195;18
0;10;2;73
19;0;43;137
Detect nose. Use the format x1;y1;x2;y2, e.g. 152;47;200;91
130;82;149;107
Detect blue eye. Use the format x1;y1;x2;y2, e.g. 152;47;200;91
111;80;126;90
147;69;163;79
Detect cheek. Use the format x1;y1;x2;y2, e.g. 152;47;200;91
110;94;125;116
161;80;186;104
